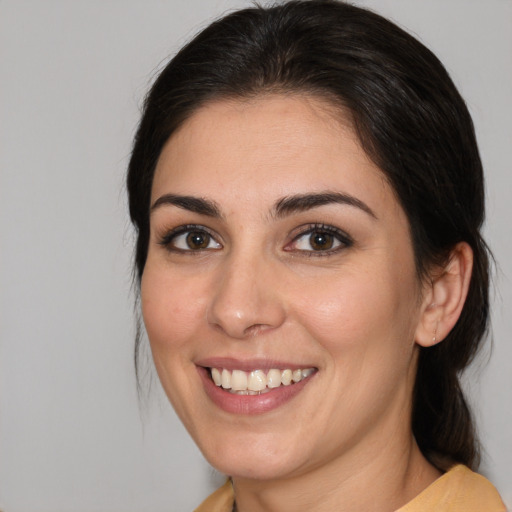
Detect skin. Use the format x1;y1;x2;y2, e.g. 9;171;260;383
141;95;471;511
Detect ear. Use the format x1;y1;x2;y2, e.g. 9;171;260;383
415;242;473;348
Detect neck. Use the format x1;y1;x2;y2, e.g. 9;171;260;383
232;428;441;512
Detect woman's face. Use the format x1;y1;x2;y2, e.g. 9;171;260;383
141;95;429;480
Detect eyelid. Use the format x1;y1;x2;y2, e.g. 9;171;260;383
156;222;351;255
285;223;353;255
158;224;222;252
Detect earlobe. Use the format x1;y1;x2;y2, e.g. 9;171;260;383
415;242;473;348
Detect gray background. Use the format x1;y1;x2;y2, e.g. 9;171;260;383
1;1;510;510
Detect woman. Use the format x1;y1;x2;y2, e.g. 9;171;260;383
127;1;506;510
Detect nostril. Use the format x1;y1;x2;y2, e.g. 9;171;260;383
243;323;272;337
209;320;275;339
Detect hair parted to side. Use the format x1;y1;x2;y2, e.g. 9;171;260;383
127;0;490;470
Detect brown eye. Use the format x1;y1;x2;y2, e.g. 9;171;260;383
287;224;353;255
309;231;334;251
161;226;222;252
186;231;211;249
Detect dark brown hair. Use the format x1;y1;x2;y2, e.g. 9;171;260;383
127;0;490;469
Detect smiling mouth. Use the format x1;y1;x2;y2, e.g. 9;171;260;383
208;367;316;395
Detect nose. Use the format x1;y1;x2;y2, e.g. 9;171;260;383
207;251;287;339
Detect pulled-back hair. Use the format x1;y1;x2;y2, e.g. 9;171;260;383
127;0;490;470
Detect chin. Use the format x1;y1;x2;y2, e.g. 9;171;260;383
199;429;309;481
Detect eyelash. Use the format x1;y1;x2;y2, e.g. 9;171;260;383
285;223;353;257
157;223;353;256
158;224;222;253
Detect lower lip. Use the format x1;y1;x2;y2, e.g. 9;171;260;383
197;367;315;415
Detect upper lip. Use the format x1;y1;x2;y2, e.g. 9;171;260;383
196;357;316;372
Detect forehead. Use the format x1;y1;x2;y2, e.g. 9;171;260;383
152;94;395;217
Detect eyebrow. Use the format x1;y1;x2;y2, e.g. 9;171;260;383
151;194;222;218
150;191;376;220
273;192;377;219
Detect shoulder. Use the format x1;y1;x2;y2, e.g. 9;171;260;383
194;479;234;512
398;464;507;512
193;467;507;512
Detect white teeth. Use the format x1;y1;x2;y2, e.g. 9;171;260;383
281;369;292;385
267;369;282;388
211;368;222;386
211;367;315;393
231;370;248;391
221;369;231;389
248;370;266;391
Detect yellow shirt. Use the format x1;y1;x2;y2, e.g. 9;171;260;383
194;465;506;512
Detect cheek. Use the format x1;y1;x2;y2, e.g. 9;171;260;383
291;268;421;433
140;264;210;425
140;264;207;351
291;264;420;360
